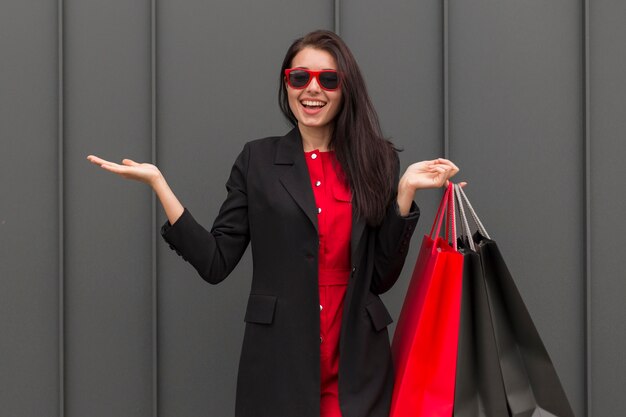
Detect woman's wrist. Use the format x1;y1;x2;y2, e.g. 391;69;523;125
396;180;416;216
150;172;167;190
150;174;184;225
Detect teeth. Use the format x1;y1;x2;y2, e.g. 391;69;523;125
302;100;326;107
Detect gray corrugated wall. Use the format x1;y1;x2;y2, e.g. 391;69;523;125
1;0;624;416
589;1;626;416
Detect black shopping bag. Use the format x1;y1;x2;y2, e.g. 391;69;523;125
453;185;508;417
453;244;508;417
453;185;575;417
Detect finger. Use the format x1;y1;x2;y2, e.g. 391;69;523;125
428;165;456;179
433;158;460;171
428;159;448;166
445;167;459;179
432;164;460;178
428;166;447;173
429;162;457;170
99;162;128;174
122;159;140;167
432;158;455;166
87;155;113;166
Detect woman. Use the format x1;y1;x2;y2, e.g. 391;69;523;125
88;30;460;417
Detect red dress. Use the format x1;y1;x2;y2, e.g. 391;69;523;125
304;149;352;417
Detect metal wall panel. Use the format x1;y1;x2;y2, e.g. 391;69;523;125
0;1;59;416
448;1;584;415
64;0;153;415
590;1;626;416
156;1;331;415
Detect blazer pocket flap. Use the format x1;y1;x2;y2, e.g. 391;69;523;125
366;297;393;332
244;294;277;325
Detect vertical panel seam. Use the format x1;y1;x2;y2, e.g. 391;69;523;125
151;0;158;415
57;0;65;415
442;0;449;159
334;0;340;36
583;0;591;415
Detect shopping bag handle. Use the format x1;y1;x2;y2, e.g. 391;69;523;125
453;184;491;247
428;183;451;239
445;182;457;248
429;183;457;251
429;183;448;237
454;184;476;251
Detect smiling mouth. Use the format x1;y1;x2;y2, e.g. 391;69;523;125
301;100;327;109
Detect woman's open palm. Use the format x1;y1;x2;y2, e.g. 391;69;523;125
87;155;161;186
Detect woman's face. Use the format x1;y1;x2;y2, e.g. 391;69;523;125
286;47;343;133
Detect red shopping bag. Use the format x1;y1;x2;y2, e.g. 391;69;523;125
390;184;464;417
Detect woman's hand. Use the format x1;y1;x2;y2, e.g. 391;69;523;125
396;158;465;216
87;155;163;187
87;154;184;224
400;158;463;191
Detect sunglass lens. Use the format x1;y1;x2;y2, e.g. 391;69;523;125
288;70;311;88
319;72;339;90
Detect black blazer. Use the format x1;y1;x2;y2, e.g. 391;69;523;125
161;128;419;417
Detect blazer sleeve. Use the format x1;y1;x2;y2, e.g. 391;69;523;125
370;153;420;295
160;143;251;285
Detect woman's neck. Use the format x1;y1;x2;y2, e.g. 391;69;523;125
298;124;332;152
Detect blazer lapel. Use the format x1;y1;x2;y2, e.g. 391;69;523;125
276;128;319;233
350;214;366;266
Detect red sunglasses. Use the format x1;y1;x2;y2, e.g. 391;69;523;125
284;68;341;91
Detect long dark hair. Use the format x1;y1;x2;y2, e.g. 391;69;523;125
278;30;399;226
